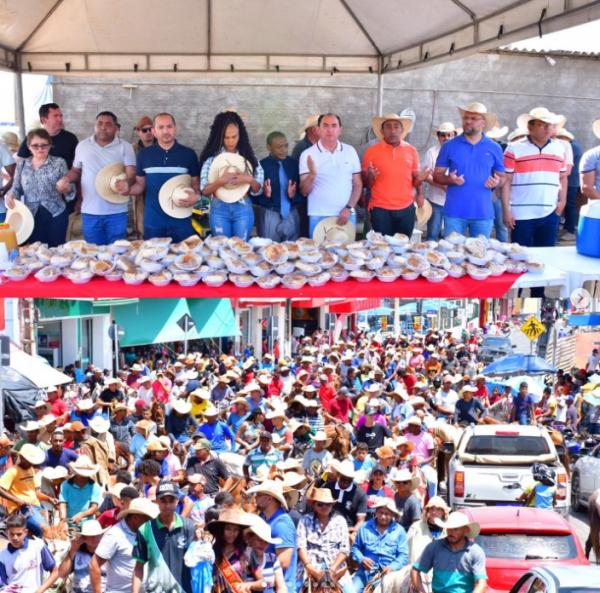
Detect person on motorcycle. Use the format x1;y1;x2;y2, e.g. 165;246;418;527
517;464;557;510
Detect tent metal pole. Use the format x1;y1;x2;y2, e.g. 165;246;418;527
376;72;384;116
14;67;26;142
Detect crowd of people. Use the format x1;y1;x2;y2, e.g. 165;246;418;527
0;326;599;593
1;101;600;254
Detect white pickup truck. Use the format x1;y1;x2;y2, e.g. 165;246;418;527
447;424;570;515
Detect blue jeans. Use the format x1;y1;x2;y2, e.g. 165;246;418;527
493;198;509;242
511;211;560;247
444;216;494;238
209;198;254;240
563;186;579;233
309;213;357;238
426;202;444;240
82;212;128;245
145;218;195;242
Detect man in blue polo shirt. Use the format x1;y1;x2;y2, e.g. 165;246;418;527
433;102;505;238
122;113;200;241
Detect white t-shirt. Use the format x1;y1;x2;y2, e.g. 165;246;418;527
74;135;136;215
423;144;446;206
95;519;137;593
299;140;360;216
435;388;458;413
0;537;55;593
587;353;600;372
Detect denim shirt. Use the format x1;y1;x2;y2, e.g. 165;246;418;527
351;519;408;572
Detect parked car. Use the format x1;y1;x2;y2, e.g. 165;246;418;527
479;335;514;362
507;565;600;593
462;507;589;593
570;443;600;511
448;425;570;515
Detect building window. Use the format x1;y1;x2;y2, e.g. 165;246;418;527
80;318;93;366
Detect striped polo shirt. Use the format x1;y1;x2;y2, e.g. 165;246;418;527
504;137;566;220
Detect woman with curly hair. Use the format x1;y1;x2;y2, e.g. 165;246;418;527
199;111;263;239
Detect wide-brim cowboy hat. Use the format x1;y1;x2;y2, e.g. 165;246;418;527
593;119;600;140
207;153;253;203
457;102;497;131
158;174;195;219
76;399;95;411
516;107;563;129
486;125;509;140
389;467;420;489
80;519;106;537
206;508;256;535
20;420;41;432
5;199;34;245
117;497;159;520
372;497;400;516
95;163;129;204
371;113;413;141
436;511;480;538
436;122;459;135
313;217;356;246
298;114;320;139
308;487;335;504
245;514;282;545
247;479;289;510
69;455;99;477
336;459;356;479
89;416;110;434
172;399;192;414
19;443;45;465
556;128;574;141
415;199;433;229
507;127;528;143
42;465;69;481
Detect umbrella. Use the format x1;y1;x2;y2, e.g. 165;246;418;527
500;375;545;403
583;389;600;406
483;353;556;377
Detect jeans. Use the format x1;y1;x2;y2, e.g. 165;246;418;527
28;205;69;247
145;218;195;242
82;212;128;245
370;204;416;237
563;186;579;233
492;198;509;242
426;202;444;240
309;213;357;238
443;216;494;238
511;211;560;247
209;198;254;240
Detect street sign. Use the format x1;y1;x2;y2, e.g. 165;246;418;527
521;316;546;341
177;314;195;332
0;335;10;367
108;324;125;341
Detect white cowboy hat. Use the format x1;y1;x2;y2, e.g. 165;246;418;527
313;430;332;447
282;471;307;490
457;102;497;131
592;119;600;140
516;107;562;129
158;174;195;219
42;466;69;481
371;113;413;141
5;199;34;245
117;497;159;520
172;399;192;414
76;399;95;411
556;128;574;141
486;125;509;140
190;389;211;401
313;217;356;246
247;479;289;510
207;153;253;203
436;122;458;134
298;114;320;139
203;406;219;416
95;163;129;204
19;443;45;465
265;407;286;420
69;455;99;477
372;497;400;516
245;514;282;545
336;459;356;479
80;519;105;537
507;127;528;143
416;199;433;230
20;420;41;432
277;458;303;471
38;414;57;428
89;416;110;434
425;495;451;512
389;467;420;489
436;511;480;538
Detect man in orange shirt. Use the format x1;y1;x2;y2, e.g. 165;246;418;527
362;113;427;236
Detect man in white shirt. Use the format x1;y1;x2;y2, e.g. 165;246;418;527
299;113;362;238
587;348;600;373
434;375;459;419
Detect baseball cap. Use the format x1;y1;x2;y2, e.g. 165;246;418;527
156;481;180;499
193;438;211;450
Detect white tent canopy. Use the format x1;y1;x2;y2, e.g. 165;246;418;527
9;343;71;388
0;0;599;75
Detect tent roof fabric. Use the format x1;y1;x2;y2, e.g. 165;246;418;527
1;0;598;74
9;343;72;388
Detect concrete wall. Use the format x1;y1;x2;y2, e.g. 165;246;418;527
52;51;600;160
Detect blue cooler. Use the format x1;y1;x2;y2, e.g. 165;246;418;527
577;201;600;258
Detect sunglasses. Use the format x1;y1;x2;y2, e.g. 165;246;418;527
138;127;152;133
30;143;50;150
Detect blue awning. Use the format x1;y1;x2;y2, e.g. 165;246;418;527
568;314;600;327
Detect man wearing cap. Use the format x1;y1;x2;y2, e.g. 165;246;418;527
43;430;78;469
411;512;487;593
423;123;458;240
433;102;505;238
351;498;408;592
302;431;333;477
133;481;197;593
186;438;232;495
299;113;362;238
196;407;235;453
325;460;368;535
56;111;135;245
292;115;320;161
243;431;282;480
91;498;158;593
124;112;200;242
362;113;426;237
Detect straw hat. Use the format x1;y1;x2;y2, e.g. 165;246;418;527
203;406;219;417
172;399;192;414
486;125;508;140
282;471;307;490
507;127;528;143
516;107;562;129
266;407;286;420
415;199;433;229
277;458;303;472
76;399;95;411
147;438;168;452
425;495;450;512
308;488;335;504
42;466;69;481
5;200;34;245
1;131;19;152
372;497;400;516
389;467;420;489
436;511;480;538
556;128;574;141
206;508;256;535
298;114;320;139
457;102;497;130
336;459;356;479
247;479;288;510
20;420;41;432
80;519;105;537
89;416;110;434
313;217;356;245
19;443;45;465
245;514;282;545
69;455;99;477
117;497;159;520
109;482;128;498
158;174;195;219
436;122;458;135
136;419;154;432
190;389;211;401
313;430;332;447
592;119;600;140
39;414;57;428
371;113;413;141
207;153;253;203
95;163;129;204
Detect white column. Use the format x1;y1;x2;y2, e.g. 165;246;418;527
93;314;113;370
61;319;78;366
3;299;21;346
250;306;262;361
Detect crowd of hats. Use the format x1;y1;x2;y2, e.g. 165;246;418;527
3;227;541;286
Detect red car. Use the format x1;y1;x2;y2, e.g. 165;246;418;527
462;507;589;593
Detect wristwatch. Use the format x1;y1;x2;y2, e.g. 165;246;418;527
344;204;356;214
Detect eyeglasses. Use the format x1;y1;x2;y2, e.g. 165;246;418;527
29;144;50;150
139;127;152;133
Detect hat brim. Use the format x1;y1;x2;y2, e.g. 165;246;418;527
246;484;288;510
158;174;194;218
5;200;34;245
117;505;159;521
207;153;253;203
436;517;480;538
486;125;509;140
19;447;45;465
415;200;433;229
71;466;99;477
95;163;130;204
457;107;497;131
313;217;356;246
516;113;562;129
593;119;600;140
371;115;413;141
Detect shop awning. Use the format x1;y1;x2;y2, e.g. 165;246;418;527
328;298;381;314
114;298;239;347
568;314;600;327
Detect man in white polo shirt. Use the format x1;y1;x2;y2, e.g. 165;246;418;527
299;113;362;238
57;111;136;245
